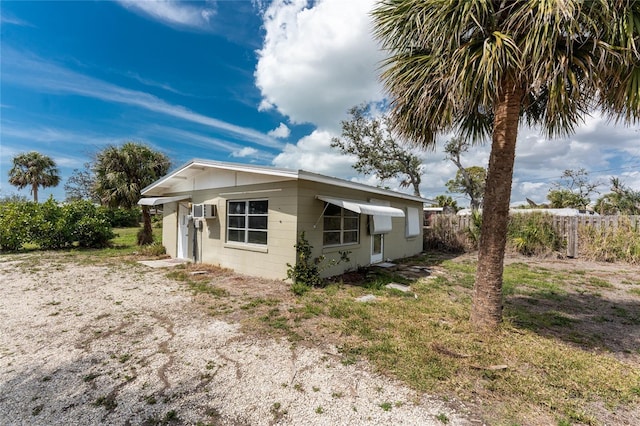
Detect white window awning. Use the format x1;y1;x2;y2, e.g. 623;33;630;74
137;195;190;206
317;196;405;217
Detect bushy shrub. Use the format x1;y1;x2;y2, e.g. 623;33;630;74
507;212;565;256
0;199;116;251
423;216;467;253
286;232;350;294
0;202;33;251
102;207;141;227
424;214;477;253
74;216;115;248
30;198;72;249
579;217;640;264
286;232;323;290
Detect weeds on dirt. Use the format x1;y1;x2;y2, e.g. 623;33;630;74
379;402;392;411
270;402;287;423
436;413;449;424
31;405;44;416
141;410;180;426
166;266;229;298
94;394;117;411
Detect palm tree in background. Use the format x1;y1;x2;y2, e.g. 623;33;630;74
93;142;170;245
8;151;60;202
373;0;640;329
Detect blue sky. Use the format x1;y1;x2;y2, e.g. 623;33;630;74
2;0;640;207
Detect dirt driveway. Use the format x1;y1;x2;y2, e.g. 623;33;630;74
0;253;472;425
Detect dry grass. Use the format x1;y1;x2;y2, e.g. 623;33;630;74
287;255;640;426
579;217;640;264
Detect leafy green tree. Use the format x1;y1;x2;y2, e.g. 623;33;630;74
446;166;486;211
432;195;458;212
373;1;640;329
443;137;486;210
93;142;170;245
546;190;587;209
331;104;423;196
8;151;60;202
546;168;599;209
595;177;640;215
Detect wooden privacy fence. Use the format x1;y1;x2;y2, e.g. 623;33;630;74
552;215;640;257
425;214;640;258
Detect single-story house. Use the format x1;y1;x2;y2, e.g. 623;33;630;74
139;159;431;280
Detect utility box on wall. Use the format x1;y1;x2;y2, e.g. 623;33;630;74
191;204;217;219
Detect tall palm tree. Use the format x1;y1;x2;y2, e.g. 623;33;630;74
8;151;60;202
373;1;640;329
93;142;170;245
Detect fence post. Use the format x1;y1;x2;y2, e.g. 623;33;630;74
567;216;578;258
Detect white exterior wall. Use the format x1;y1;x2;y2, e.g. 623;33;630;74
156;167;423;280
162;169;299;280
295;180;424;278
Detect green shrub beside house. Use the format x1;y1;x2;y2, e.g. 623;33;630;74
0;198;116;251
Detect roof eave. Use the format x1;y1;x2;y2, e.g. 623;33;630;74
299;170;432;204
141;158;299;196
141;159;434;204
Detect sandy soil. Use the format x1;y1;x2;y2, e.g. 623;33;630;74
0;253;474;426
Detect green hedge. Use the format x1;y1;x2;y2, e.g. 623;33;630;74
102;207;141;227
0;199;115;251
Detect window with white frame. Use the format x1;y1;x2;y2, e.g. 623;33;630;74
323;203;359;246
227;200;268;245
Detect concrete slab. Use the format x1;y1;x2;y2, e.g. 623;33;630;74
374;262;396;268
356;294;377;303
138;258;191;268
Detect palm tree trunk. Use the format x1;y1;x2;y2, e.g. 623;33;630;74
470;79;523;330
32;183;38;203
138;206;154;245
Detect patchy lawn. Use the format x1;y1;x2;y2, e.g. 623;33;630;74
1;245;638;425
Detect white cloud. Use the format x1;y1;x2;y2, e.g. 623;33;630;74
272;130;355;176
142;126;273;162
231;147;259;158
255;0;384;130
268;122;291;139
257;0;640;207
2;48;282;150
116;0;217;30
0;13;33;27
1;123;120;147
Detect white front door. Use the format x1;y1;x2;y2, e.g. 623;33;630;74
371;233;383;264
177;203;189;259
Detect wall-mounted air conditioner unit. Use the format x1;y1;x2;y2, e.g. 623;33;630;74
191;204;217;219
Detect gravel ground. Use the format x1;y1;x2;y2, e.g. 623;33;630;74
0;254;473;425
